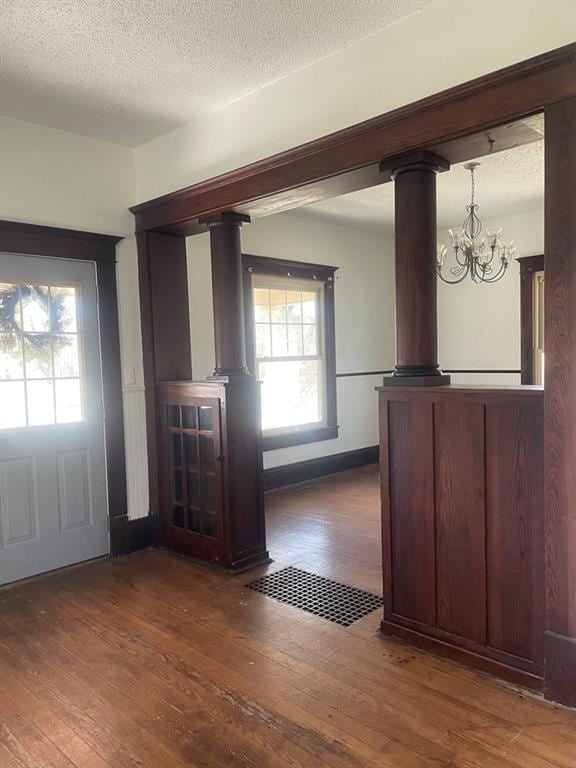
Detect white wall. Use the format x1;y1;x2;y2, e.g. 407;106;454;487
186;213;395;469
134;0;575;202
0;116;148;520
187;206;543;468
438;208;544;386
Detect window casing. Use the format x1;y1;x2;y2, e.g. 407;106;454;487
518;255;544;385
243;255;338;450
533;270;545;385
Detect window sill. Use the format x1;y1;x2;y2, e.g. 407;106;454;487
262;424;339;451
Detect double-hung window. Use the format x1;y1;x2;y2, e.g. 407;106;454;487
243;255;338;450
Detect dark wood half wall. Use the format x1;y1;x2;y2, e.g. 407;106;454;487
0;220;128;555
379;385;544;690
129;45;575;235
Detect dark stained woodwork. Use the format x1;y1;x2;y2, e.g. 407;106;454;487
242;253;338;450
378;385;544;686
206;213;250;376
137;230;192;518
382;153;450;385
485;402;544;664
0;220;128;556
543;97;576;708
518;254;544;385
386;401;436;626
129;43;576;704
435;401;486;643
157;380;269;572
129;46;575;235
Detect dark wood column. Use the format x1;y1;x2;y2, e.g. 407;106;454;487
205;212;250;377
381;151;450;386
543;97;576;707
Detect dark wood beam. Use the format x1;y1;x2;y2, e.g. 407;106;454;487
130;45;574;235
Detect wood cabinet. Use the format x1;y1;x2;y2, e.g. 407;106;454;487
156;379;269;571
378;385;544;689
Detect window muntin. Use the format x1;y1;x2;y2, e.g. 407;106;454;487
252;276;325;433
0;282;84;429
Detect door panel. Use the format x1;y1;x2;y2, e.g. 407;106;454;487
0;253;108;584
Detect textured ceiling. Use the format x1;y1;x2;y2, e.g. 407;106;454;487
0;0;437;146
298;141;544;233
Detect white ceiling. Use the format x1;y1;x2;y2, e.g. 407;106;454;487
0;0;436;146
297;141;544;234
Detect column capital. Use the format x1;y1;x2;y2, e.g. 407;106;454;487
380;151;450;179
201;211;251;228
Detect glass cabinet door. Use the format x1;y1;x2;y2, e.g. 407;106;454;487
165;398;222;544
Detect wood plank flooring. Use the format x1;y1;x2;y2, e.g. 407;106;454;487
1;465;575;767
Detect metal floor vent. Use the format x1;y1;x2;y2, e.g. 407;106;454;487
245;566;383;627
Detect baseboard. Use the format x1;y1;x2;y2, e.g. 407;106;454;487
127;515;155;552
264;445;379;491
544;631;576;707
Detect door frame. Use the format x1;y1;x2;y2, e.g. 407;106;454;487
0;220;128;555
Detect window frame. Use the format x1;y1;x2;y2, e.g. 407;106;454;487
518;255;544;385
242;254;338;451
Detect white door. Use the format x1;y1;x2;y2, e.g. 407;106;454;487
0;253;109;585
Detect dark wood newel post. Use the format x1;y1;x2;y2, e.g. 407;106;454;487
381;151;451;386
205;212;251;377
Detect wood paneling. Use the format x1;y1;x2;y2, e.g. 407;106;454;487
378;386;544;685
486;403;544;664
435;401;486;643
387;401;436;625
137;231;192;518
543;96;576;707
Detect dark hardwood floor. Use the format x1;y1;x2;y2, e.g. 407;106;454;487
1;465;575;767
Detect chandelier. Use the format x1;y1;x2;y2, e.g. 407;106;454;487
437;162;516;284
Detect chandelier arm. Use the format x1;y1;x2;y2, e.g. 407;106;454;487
437;265;472;285
481;263;509;283
449;263;467;277
455;249;469;267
